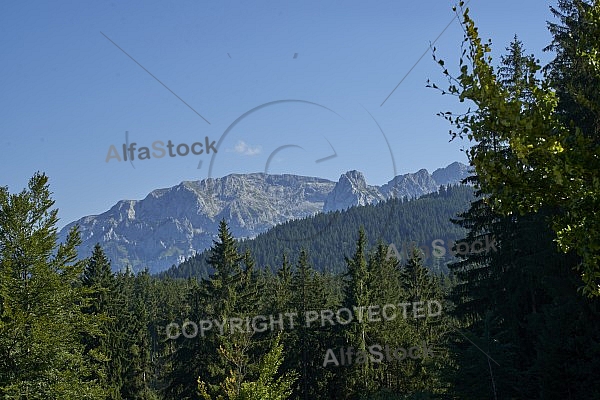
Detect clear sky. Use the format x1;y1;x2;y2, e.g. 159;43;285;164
0;0;555;229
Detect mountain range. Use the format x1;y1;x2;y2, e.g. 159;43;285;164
58;162;470;273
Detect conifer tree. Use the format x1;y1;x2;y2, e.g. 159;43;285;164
0;173;106;398
287;249;338;399
80;243;120;397
397;248;447;396
365;241;408;394
194;220;263;399
198;335;297;400
340;228;377;396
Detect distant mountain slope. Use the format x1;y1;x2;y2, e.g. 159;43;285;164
59;174;335;273
59;162;470;273
160;184;475;279
432;161;472;186
380;168;439;199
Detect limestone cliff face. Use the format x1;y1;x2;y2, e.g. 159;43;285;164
59;173;335;273
323;170;385;212
58;162;469;273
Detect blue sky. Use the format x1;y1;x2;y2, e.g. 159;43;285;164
0;0;555;229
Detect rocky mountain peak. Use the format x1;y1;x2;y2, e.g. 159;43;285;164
58;162;469;273
339;170;368;189
323;170;385;212
432;161;471;186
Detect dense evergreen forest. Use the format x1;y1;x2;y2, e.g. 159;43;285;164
2;1;600;398
161;184;474;280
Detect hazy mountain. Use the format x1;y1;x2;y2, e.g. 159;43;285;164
59;162;470;273
379;168;440;199
432;161;472;186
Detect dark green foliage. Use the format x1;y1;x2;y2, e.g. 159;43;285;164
4;165;600;399
440;21;600;399
0;174;106;398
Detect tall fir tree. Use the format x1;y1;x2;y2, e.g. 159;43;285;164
80;243;120;398
0;173;107;398
340;228;378;397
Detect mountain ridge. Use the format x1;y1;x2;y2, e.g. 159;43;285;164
58;162;471;273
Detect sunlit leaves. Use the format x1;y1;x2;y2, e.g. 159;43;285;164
431;3;600;296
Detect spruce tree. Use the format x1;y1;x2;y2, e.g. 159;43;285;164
80;243;120;397
194;220;263;399
340;228;377;397
0;173;106;398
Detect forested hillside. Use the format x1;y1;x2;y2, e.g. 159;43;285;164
3;170;599;399
161;184;474;279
